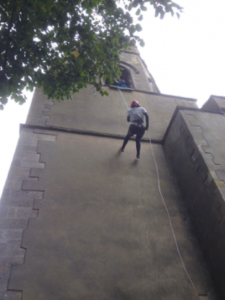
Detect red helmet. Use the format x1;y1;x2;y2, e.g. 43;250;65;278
130;100;139;108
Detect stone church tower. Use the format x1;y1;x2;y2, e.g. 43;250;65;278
0;46;225;300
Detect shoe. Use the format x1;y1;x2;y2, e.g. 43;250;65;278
136;154;140;159
120;147;124;152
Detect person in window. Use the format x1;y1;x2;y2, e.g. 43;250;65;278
120;100;149;159
117;77;128;87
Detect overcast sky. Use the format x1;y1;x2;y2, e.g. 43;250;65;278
139;0;225;106
1;0;225;197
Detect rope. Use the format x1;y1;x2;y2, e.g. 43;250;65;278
118;88;128;110
118;88;200;300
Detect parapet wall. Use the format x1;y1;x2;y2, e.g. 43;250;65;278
164;108;225;298
202;96;225;114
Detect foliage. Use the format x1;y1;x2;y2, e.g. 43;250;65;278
0;0;182;108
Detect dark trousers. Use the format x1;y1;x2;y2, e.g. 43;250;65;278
121;124;145;156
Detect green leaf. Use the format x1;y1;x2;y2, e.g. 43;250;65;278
135;24;142;32
139;39;145;47
0;96;8;105
141;5;147;11
160;11;165;19
136;8;141;15
0;0;182;105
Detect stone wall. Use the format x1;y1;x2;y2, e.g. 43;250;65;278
202;96;225;114
26;86;197;141
6;127;210;300
0;127;56;300
164;108;225;297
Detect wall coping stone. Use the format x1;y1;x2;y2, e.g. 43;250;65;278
162;106;224;145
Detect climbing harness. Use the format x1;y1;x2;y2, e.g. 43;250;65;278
118;87;200;300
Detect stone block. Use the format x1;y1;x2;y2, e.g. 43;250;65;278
20;160;44;169
5;242;25;257
14;208;35;219
0;230;23;242
3;180;22;191
22;181;44;192
33;133;56;142
216;170;225;183
30;168;44;179
26;191;44;199
0;219;28;230
7;168;30;180
1;198;34;209
1;190;29;200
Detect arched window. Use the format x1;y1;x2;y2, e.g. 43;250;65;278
119;67;133;88
105;65;134;89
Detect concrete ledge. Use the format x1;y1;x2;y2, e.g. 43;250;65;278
164;108;225;298
20;124;162;144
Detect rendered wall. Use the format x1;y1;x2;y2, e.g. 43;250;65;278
164;108;225;297
5;127;209;300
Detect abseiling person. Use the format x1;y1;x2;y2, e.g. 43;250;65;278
121;100;149;159
117;78;128;87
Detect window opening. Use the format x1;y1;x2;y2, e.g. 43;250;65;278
105;66;134;90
